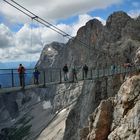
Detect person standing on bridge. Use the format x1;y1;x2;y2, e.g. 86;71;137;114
82;64;88;79
18;64;25;87
63;64;69;81
72;66;78;82
33;67;40;84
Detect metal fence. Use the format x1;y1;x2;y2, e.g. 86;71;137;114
0;65;139;88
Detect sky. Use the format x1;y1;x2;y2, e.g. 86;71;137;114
0;0;140;63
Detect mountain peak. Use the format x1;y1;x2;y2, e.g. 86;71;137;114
106;11;131;29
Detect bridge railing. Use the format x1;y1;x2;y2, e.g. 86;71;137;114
0;65;139;88
0;69;34;88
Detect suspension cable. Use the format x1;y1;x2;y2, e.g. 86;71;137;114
3;0;93;49
11;0;72;37
3;0;69;37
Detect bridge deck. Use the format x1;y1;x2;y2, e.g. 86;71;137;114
0;82;60;94
0;66;138;94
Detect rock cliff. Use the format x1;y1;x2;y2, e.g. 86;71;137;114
0;11;140;140
26;11;140;140
62;11;140;140
80;74;140;140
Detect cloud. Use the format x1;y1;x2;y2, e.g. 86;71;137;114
0;24;43;61
1;0;122;23
0;14;106;62
0;24;14;48
128;9;140;18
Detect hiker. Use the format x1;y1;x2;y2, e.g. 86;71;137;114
33;67;40;84
18;64;25;87
72;67;78;82
82;64;88;79
63;64;69;81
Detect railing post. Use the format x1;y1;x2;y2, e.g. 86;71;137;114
50;70;53;82
43;71;46;86
59;69;62;83
90;68;93;80
11;69;14;87
82;70;84;80
97;68;99;78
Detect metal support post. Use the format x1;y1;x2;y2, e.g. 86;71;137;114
90;69;93;80
59;69;62;83
11;69;14;87
43;71;46;86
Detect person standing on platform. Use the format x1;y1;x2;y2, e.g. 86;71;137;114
18;64;25;87
72;66;78;82
63;64;69;81
82;64;89;79
33;67;40;84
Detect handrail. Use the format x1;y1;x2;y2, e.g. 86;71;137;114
0;65;139;90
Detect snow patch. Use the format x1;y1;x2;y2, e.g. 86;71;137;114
60;108;67;114
42;101;52;109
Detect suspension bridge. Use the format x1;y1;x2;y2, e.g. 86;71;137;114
0;65;139;94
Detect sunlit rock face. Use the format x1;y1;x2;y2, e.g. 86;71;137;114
108;75;140;140
37;42;66;69
79;75;140;140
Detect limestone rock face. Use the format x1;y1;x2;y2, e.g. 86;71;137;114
122;16;140;41
63;76;121;140
79;75;140;140
87;99;113;140
62;11;140;140
0;88;55;139
108;75;140;140
37;42;66;69
106;11;131;42
37;12;140;71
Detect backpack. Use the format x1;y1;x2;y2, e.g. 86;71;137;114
83;65;88;71
63;66;68;73
72;68;76;74
19;66;25;74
